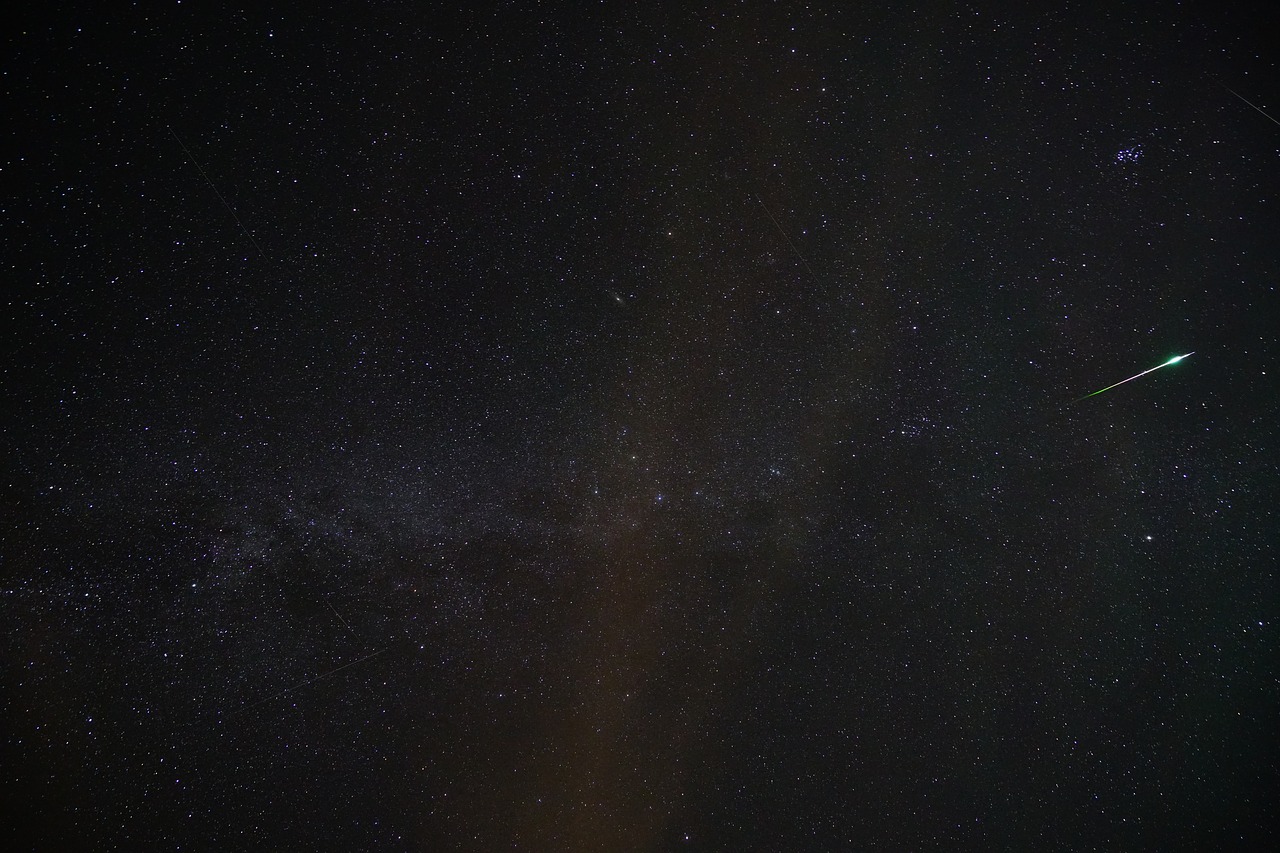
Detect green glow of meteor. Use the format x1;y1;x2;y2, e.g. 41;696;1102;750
1076;352;1195;401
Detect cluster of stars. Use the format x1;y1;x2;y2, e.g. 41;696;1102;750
1115;144;1143;164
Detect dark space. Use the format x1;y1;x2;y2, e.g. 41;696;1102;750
3;3;1277;850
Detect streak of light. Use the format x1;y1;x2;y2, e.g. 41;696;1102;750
167;125;268;259
1074;353;1194;402
230;648;388;716
1219;83;1280;129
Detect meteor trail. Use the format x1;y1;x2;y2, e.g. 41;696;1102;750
167;125;268;259
1075;353;1194;402
230;647;388;715
755;194;819;281
1219;83;1280;129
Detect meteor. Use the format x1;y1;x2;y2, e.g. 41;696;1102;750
230;647;389;715
1219;83;1280;129
1075;353;1194;402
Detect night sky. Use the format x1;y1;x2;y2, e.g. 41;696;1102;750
3;3;1279;850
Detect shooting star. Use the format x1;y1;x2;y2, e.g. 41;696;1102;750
1074;353;1194;402
1218;83;1280;129
328;601;356;639
167;125;268;259
755;194;819;281
229;647;388;716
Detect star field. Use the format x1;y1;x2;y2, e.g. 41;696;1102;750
3;3;1278;850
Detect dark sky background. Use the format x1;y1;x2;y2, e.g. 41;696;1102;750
3;2;1278;850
